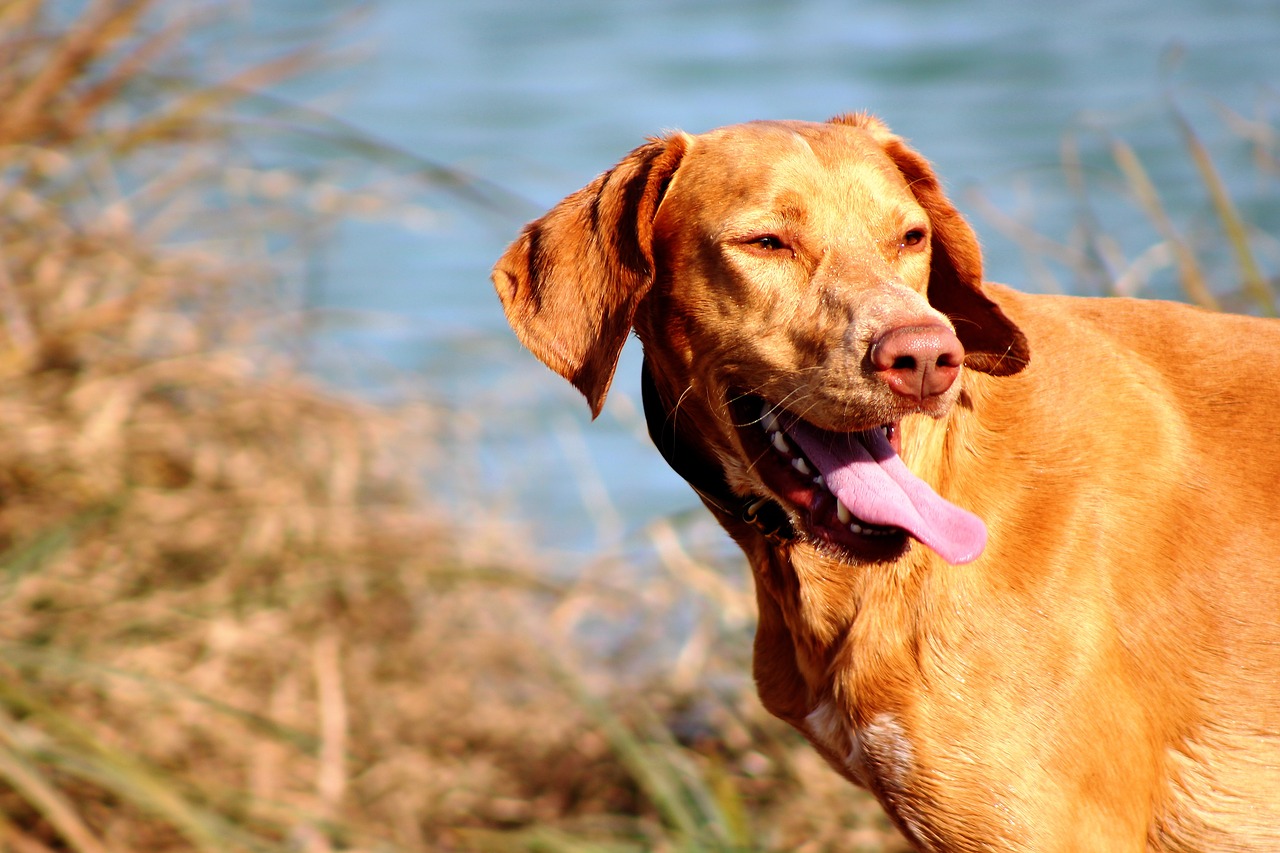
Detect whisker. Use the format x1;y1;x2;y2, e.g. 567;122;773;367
665;383;697;437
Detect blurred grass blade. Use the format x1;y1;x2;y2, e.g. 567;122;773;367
1;0;151;145
0;504;118;594
115;49;322;154
454;826;646;853
0;679;251;853
1062;130;1128;292
545;658;757;852
230;91;542;219
1209;99;1280;175
1171;104;1276;315
706;757;750;850
0;0;42;28
1109;135;1219;309
0;721;112;853
65;20;185;136
549;664;704;843
0;643;321;755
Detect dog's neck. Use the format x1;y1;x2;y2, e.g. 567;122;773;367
741;373;1002;726
640;357;794;540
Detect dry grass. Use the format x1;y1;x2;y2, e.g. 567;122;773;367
0;3;905;851
971;86;1280;311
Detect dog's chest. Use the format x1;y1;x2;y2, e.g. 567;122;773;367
805;700;914;786
804;695;1031;851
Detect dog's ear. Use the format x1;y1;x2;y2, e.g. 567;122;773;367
492;134;690;417
830;114;1030;376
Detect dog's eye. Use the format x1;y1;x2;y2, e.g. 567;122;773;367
901;229;927;248
747;234;788;252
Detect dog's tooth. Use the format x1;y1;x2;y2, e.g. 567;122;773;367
761;408;779;433
836;501;852;524
792;457;811;476
849;522;863;535
771;431;790;454
813;474;825;489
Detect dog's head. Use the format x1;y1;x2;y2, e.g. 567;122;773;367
493;114;1028;566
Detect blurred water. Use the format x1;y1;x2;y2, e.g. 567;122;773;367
265;0;1280;555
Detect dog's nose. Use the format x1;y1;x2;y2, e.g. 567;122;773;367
870;324;964;402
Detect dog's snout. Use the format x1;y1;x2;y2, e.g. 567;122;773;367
870;324;963;402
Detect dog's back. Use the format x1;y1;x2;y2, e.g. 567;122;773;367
933;286;1280;849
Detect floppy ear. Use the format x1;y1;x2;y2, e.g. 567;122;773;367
492;134;690;417
830;114;1030;376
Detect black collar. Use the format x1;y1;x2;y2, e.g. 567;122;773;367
640;357;794;542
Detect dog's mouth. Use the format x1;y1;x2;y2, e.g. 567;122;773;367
730;394;986;565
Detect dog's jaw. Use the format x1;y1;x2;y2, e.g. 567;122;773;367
724;392;986;565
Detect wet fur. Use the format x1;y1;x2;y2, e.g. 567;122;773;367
492;114;1280;851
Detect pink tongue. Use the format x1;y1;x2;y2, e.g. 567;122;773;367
786;423;986;565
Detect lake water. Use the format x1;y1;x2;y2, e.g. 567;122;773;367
260;0;1280;556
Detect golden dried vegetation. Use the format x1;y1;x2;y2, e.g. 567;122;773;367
0;3;907;851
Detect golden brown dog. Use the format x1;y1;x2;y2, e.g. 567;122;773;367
492;114;1280;851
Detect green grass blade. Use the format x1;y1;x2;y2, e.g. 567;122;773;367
0;642;320;756
453;825;648;853
0;676;283;853
0;726;112;853
0;503;119;595
549;665;705;843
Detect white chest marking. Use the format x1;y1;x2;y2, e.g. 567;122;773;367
804;701;917;788
859;711;915;791
804;703;934;849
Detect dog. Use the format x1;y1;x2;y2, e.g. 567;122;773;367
491;114;1280;851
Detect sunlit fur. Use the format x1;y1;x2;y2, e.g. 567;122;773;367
493;114;1280;852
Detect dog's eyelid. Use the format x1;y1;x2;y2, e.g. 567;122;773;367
901;227;928;248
